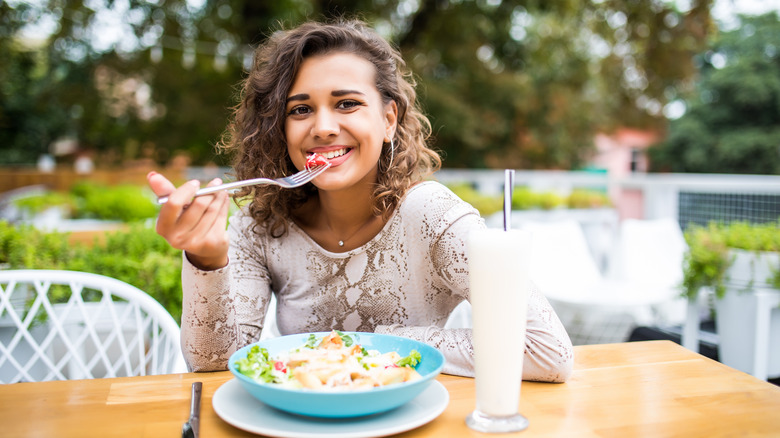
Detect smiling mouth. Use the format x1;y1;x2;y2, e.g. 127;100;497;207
308;148;350;160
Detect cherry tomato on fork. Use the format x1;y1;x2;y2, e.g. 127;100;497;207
305;154;329;170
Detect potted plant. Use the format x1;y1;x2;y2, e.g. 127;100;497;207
682;221;780;380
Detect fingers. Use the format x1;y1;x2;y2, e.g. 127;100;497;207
148;171;187;237
183;178;229;237
147;172;230;266
184;181;230;254
181;186;230;269
147;171;177;197
204;178;230;230
157;178;229;255
154;178;201;237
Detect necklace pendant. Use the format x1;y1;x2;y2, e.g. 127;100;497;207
338;240;345;247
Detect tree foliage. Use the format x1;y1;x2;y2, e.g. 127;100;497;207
394;0;714;169
1;0;715;169
1;2;69;164
648;13;780;174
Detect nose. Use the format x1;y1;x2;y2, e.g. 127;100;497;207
311;109;339;139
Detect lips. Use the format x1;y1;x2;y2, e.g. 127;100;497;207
306;147;353;167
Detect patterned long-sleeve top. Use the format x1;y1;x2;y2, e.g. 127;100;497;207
180;181;574;381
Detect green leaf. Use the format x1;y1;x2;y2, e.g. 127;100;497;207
304;334;318;349
396;350;422;368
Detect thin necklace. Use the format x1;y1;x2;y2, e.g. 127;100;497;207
329;215;377;247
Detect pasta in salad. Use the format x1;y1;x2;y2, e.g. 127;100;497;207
235;331;423;391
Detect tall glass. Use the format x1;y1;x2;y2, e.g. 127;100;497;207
466;228;531;433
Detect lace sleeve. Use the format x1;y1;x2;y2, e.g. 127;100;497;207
375;284;573;382
374;325;474;376
523;283;574;382
180;210;273;372
376;199;573;382
180;254;237;371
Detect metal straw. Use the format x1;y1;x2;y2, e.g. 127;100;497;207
503;169;515;231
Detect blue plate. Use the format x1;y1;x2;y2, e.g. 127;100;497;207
228;332;445;418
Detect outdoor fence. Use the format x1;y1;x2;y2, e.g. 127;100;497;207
0;164;186;194
433;169;780;229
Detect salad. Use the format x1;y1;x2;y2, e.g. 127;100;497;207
235;331;423;391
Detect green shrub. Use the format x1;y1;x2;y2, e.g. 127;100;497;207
536;191;565;210
0;221;73;269
447;183;503;216
13;192;75;216
0;221;183;323
13;182;159;223
512;187;578;210
448;183;612;214
511;187;538;210
567;189;612;209
71;182;159;222
720;221;780;252
682;220;780;300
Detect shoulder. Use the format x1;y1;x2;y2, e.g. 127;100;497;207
227;205;274;245
228;206;257;234
227;206;302;262
397;181;482;233
401;180;466;205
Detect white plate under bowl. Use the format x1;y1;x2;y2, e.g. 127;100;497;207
213;378;449;438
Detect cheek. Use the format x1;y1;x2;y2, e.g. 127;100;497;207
285;121;304;147
284;128;301;161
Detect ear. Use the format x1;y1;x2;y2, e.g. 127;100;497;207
383;100;398;142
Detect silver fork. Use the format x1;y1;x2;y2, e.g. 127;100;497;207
157;163;330;205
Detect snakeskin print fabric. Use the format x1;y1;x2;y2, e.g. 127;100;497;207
180;181;574;382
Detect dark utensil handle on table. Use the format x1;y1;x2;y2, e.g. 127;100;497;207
182;382;202;438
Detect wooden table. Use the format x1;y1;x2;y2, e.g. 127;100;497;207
2;341;779;437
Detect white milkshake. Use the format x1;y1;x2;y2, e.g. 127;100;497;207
467;228;531;432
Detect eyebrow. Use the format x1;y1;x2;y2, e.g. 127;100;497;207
286;89;366;103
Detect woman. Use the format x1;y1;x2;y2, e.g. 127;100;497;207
148;19;573;381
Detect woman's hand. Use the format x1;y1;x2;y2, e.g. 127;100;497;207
147;171;230;270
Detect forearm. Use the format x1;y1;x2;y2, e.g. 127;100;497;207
180;254;239;371
375;323;573;382
374;325;475;377
520;285;574;382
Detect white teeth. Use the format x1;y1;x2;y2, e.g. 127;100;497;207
315;148;349;159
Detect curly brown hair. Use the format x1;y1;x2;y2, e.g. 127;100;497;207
218;18;441;237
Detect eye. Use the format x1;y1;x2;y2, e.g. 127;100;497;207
287;105;310;116
337;99;362;110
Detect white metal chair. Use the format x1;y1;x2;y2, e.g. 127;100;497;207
522;220;676;344
0;270;187;383
607;218;688;325
444;300;472;329
259;294;282;340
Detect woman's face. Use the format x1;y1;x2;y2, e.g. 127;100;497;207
284;52;397;191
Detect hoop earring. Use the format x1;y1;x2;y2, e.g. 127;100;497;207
389;139;395;169
382;139;395;173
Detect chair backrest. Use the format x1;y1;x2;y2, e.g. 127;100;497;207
520;220;603;301
609;218;687;289
0;270;187;383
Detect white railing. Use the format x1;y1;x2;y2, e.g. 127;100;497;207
616;172;780;223
434;169;780;225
